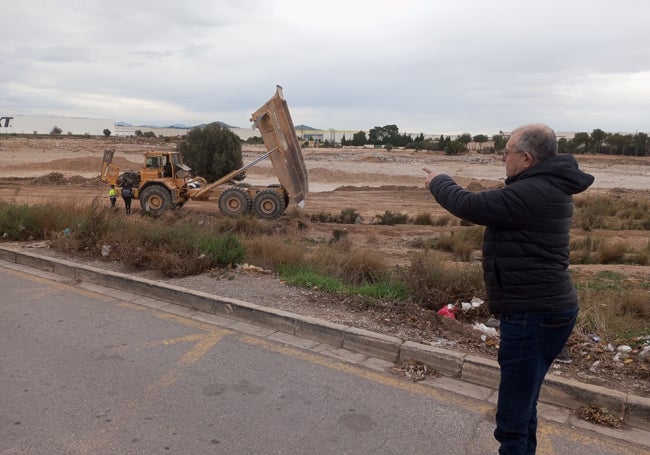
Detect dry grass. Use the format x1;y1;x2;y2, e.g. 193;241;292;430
574;271;649;342
1;199;647;341
401;251;486;312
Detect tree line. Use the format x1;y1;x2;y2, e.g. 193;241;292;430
337;125;649;157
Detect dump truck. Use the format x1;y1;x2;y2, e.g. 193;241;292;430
100;86;308;219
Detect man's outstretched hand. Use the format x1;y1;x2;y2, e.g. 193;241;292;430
422;166;436;189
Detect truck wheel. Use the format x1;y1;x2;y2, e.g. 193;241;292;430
267;184;290;207
218;187;251;216
252;189;285;220
140;185;172;215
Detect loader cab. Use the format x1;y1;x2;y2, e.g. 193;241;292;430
141;151;190;181
145;156;161;169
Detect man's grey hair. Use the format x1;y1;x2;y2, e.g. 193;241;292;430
511;124;557;162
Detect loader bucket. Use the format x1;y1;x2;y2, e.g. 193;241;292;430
251;86;309;207
100;149;120;186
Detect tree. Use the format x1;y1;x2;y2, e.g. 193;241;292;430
245;136;264;145
177;123;242;183
591;128;607;153
457;133;472;145
572;132;592;154
438;136;451;151
103;129;112;137
492;134;507;150
368;124;400;145
444;140;467;156
473;134;489;151
352;131;367;146
633;132;649;157
50;126;62;135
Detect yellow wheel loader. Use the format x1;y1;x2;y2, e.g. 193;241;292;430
100;86;308;219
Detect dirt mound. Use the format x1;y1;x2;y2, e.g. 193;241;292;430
357;155;386;163
31;173;99;185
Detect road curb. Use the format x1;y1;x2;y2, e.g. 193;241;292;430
1;245;648;433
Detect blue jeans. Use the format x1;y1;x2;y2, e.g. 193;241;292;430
495;309;578;455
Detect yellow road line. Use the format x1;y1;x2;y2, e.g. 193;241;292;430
178;331;227;366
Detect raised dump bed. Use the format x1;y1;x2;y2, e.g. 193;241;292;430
251;85;309;208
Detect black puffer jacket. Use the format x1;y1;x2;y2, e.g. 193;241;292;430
429;155;594;314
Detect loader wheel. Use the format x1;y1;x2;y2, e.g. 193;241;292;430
140;185;172;216
218;187;251;217
252;189;285;220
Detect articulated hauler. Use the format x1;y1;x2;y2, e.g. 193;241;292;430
100;86;308;219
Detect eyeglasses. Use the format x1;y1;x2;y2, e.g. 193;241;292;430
502;149;526;159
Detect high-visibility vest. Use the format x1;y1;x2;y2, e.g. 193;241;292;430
109;188;117;198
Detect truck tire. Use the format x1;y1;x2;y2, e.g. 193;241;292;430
140;185;172;215
218;187;251;216
266;184;290;208
252;189;285;220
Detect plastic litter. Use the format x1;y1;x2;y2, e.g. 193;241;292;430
437;304;456;319
460;297;484;313
588;333;601;343
472;322;498;338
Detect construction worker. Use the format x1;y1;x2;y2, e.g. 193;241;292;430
121;183;133;214
108;185;117;208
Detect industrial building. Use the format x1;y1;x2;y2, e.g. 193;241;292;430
0;114;114;136
0;113;581;144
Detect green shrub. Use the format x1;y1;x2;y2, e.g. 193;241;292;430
340;208;359;224
278;264;406;299
198;234;244;267
311;212;338;223
374;211;410;225
413;213;433;225
278;265;344;293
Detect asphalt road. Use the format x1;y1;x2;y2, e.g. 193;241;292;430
0;262;645;455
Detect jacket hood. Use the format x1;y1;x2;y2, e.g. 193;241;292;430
506;154;594;194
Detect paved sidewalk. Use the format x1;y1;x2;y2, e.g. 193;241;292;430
1;245;648;448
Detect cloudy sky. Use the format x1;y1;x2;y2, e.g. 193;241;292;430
2;0;649;135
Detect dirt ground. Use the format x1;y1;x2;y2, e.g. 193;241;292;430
1;136;649;400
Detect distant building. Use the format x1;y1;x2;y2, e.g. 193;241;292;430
114;125;190;137
0;114;113;135
0;113;600;144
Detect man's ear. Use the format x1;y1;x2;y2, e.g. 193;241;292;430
523;152;537;168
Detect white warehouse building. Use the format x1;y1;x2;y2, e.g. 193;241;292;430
0;114;114;136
